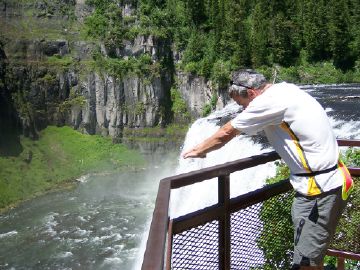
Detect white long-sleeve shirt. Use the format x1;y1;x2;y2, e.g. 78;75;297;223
231;82;344;196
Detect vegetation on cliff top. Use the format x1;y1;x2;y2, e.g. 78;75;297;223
2;0;360;84
79;0;360;84
0;126;144;211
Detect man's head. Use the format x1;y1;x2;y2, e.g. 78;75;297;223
228;70;267;108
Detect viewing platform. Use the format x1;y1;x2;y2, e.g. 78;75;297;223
142;139;360;270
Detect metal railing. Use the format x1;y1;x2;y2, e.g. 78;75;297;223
142;139;360;270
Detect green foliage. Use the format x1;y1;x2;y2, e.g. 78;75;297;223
269;13;296;67
223;0;251;68
344;147;360;167
328;0;354;71
184;0;207;26
302;0;330;63
258;190;294;269
250;2;270;67
201;103;212;117
202;92;218;117
0;126;144;210
59;95;86;113
138;1;172;38
37;73;57;85
91;51;159;79
167;0;360;80
48;55;74;69
83;0;127;54
183;30;206;65
257;162;293;269
5;0;360;85
166;0;190;51
84;10;109;39
211;59;231;88
258;61;360;84
170;87;190;122
135;102;145;115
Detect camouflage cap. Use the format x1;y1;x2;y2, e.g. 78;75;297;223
230;69;267;90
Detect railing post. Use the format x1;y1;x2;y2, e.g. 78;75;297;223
218;174;231;270
166;220;174;270
337;257;345;270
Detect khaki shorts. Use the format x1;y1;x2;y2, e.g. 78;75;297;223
291;187;347;267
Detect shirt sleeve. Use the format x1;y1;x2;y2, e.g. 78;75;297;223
230;95;285;135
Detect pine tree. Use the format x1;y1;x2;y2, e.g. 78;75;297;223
222;0;250;67
184;0;207;26
328;0;354;70
250;1;270;67
348;0;360;63
302;0;329;62
269;12;294;67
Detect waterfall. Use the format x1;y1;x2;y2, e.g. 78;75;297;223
170;102;277;219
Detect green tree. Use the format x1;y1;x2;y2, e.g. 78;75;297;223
328;0;354;71
222;0;251;68
268;12;296;67
250;2;269;67
348;0;360;64
184;0;207;26
302;0;330;62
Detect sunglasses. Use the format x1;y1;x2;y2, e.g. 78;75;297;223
230;80;252;89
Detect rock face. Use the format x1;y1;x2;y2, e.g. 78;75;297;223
0;0;228;141
177;71;228;118
72;72;171;138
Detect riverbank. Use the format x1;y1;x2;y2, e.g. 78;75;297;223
0;126;145;212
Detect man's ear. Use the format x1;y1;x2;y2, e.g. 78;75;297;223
247;89;256;99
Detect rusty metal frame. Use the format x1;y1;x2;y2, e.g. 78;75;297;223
141;139;360;270
326;249;360;270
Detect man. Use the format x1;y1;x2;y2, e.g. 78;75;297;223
182;70;353;270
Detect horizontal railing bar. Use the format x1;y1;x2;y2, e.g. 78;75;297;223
171;179;292;234
172;204;223;234
158;139;358;191
327;249;360;260
141;180;171;270
167;151;280;189
229;179;292;213
337;139;360;147
349;167;360;176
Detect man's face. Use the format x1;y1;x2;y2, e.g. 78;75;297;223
230;89;257;109
232;94;251;109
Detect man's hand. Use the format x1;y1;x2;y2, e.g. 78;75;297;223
182;148;207;159
182;121;240;159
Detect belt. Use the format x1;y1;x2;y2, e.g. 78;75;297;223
293;164;338;177
295;186;341;198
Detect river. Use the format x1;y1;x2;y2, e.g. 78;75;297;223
0;84;359;270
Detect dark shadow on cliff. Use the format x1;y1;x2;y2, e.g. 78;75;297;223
0;97;23;156
0;40;23;157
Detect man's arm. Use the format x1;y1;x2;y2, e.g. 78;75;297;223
182;121;240;159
